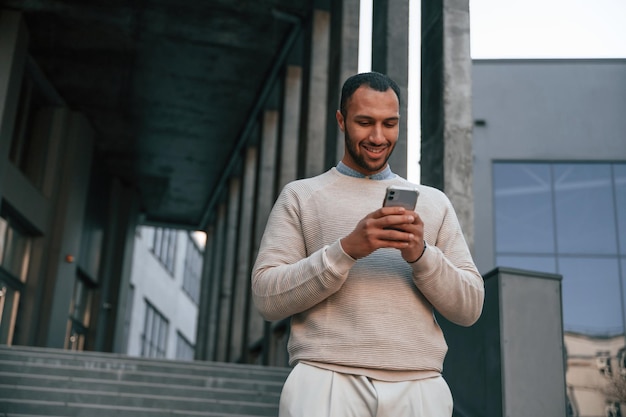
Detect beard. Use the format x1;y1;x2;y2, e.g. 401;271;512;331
344;128;395;174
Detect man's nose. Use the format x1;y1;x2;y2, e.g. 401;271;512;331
369;124;385;143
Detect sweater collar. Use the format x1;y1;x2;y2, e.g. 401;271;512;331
336;161;395;180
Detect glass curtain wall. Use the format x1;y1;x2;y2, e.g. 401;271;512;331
493;161;626;416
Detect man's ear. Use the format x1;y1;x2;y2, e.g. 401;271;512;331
336;110;345;132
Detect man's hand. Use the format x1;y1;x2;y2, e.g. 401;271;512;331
340;207;424;261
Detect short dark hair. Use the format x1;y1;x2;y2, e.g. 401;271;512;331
339;72;401;117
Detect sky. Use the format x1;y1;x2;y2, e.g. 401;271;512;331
470;0;626;60
357;0;626;183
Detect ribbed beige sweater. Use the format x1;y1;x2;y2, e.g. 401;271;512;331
252;168;484;373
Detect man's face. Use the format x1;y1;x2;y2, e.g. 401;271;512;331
336;86;400;176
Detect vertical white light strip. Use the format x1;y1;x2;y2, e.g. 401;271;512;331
407;0;421;184
358;0;373;73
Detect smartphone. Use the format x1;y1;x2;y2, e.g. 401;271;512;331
383;185;419;211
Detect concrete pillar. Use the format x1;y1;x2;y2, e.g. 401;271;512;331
421;0;474;248
327;0;360;167
249;111;280;363
278;66;302;191
44;112;94;348
194;224;215;360
300;9;331;178
371;0;410;180
439;268;567;417
230;147;258;362
215;177;241;362
98;179;140;353
207;202;227;361
0;11;28;200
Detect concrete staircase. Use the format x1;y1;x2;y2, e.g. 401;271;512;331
0;345;289;417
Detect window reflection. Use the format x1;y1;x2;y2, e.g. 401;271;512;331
559;257;622;335
494;163;555;254
554;164;617;255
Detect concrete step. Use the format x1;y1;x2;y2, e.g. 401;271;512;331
0;345;289;417
0;371;281;402
0;385;279;415
0;399;269;417
0;345;288;381
0;361;283;392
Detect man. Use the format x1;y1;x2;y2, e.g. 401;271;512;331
252;72;484;417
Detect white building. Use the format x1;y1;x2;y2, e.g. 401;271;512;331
124;227;204;361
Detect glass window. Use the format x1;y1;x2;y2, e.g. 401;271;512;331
0;211;33;346
622;257;626;327
614;165;626;256
122;284;135;352
493;163;555;254
176;331;195;361
494;163;625;327
151;228;177;274
141;300;169;358
182;235;203;304
0;284;20;345
558;257;622;335
153;229;162;258
0;215;32;282
65;272;94;351
554;164;617;255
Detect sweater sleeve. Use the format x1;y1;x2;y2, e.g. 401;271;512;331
411;195;485;327
251;186;356;321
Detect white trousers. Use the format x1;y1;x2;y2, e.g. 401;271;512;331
279;363;453;417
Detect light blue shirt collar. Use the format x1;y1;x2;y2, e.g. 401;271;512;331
336;161;395;180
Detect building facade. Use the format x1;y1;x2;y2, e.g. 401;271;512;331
472;59;626;417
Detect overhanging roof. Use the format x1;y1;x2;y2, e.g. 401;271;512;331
1;0;314;229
